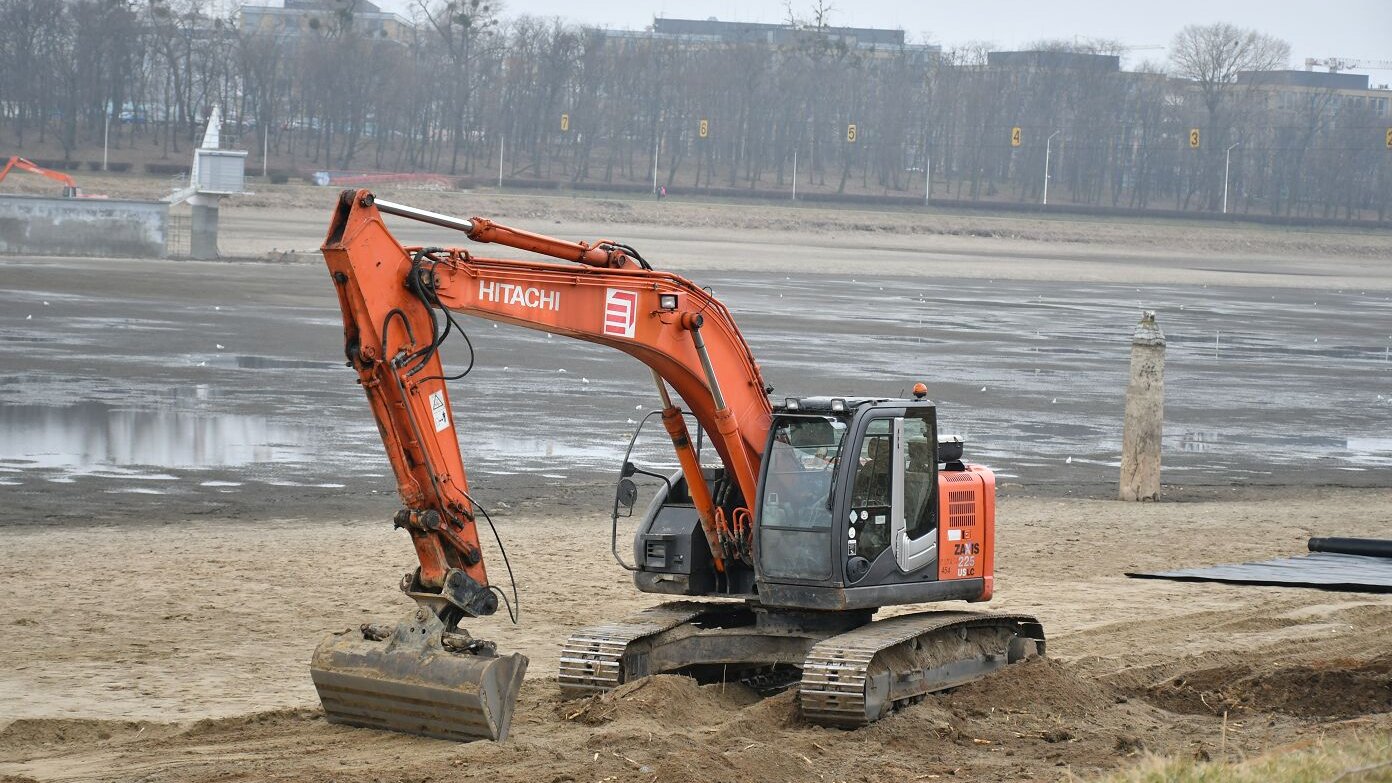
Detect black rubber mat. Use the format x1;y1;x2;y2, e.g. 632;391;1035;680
1127;541;1392;594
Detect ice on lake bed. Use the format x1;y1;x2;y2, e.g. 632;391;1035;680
0;403;316;472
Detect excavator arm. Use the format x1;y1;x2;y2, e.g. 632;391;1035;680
322;190;773;591
312;190;774;740
0;156;80;197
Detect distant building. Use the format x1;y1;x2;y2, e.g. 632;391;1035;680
653;17;906;50
1237;70;1391;119
987;50;1121;73
602;17;939;59
238;0;414;42
1237;70;1369;90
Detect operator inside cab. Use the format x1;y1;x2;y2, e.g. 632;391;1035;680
762;417;841;530
851;428;892;559
845;415;938;572
759;401;940;583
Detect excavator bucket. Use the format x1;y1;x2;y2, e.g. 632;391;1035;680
310;608;528;742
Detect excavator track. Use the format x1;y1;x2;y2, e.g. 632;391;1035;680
558;602;710;697
799;611;1044;727
558;604;1044;731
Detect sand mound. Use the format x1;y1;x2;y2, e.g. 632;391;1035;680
716;687;803;737
940;656;1118;717
3;658;1388;783
0;718;159;754
1143;654;1392;718
177;708;320;740
560;674;758;728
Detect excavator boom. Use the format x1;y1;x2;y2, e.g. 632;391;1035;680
0;156;80;197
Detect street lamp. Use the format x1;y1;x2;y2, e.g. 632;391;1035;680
103;100;111;172
1223;141;1241;215
1042;131;1060;206
923;125;932;206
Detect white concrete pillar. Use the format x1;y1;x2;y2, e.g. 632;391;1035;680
1120;310;1165;501
189;194;221;260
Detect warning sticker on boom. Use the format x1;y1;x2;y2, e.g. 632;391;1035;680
429;390;450;432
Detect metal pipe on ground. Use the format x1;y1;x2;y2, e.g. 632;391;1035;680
1308;538;1392;558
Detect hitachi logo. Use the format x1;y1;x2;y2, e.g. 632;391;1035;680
478;280;561;311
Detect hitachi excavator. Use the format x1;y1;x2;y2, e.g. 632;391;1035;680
312;189;1044;742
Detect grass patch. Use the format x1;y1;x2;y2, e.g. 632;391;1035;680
1103;733;1392;783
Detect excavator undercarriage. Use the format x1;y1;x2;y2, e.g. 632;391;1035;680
559;602;1043;727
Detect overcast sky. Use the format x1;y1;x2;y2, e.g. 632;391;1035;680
372;0;1392;77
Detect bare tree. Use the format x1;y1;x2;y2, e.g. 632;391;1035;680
2;5;1387;224
418;0;499;174
0;0;65;147
1170;23;1290;209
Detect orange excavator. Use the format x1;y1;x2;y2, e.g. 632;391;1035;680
313;189;1044;741
0;156;83;198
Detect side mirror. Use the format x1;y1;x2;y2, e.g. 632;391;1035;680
617;477;639;509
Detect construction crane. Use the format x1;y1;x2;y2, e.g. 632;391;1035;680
1066;38;1163;56
308;190;1045;742
1304;57;1392;73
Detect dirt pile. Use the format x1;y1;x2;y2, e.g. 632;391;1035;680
3;494;1392;781
940;656;1119;717
1143;654;1392;718
560;674;760;727
0;718;165;754
5;652;1389;783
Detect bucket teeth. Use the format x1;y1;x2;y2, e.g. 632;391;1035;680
310;609;528;742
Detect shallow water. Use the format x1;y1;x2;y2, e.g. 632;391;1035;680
1;265;1388;498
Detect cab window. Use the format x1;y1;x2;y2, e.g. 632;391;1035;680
903;415;937;541
849;420;892;562
758;416;845;580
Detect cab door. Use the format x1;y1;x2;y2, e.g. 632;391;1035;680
842;410;939;582
890;413;939;573
843;418;894;571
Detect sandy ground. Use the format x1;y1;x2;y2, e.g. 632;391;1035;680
1;179;1391;781
0;490;1390;782
214;183;1392;291
22;170;1392;281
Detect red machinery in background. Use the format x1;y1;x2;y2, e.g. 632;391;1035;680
0;156;86;198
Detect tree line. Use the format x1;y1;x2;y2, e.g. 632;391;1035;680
1;0;1388;221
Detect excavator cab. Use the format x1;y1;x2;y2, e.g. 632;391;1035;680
630;395;995;609
759;399;936;594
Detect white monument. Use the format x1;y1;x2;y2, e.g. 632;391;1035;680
166;107;248;259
